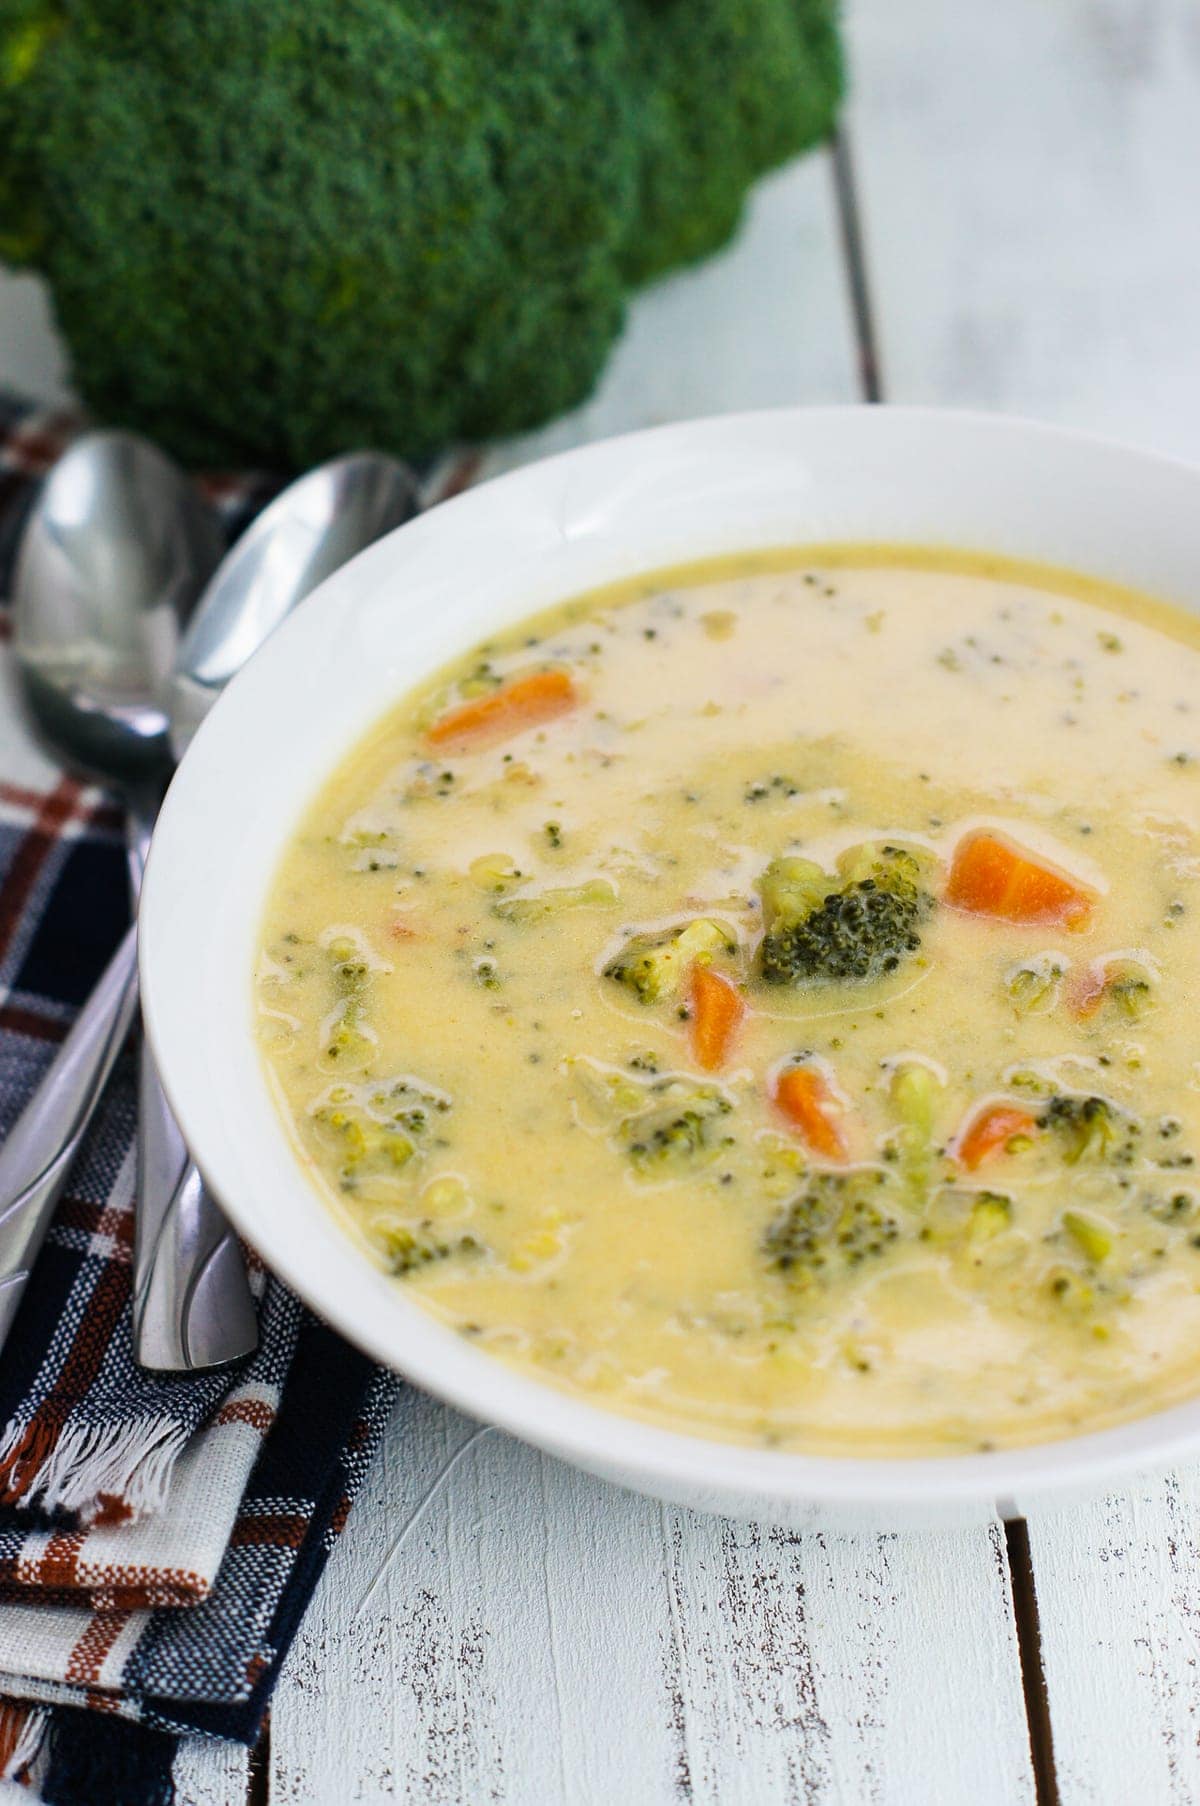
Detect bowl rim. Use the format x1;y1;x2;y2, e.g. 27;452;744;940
139;403;1200;1517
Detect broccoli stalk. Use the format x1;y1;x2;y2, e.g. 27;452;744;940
758;843;936;986
887;1059;945;1204
604;919;734;1004
0;2;841;467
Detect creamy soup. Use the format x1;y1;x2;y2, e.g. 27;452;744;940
257;547;1200;1456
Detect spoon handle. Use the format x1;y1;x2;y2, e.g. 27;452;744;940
132;1116;259;1372
127;800;257;1373
0;924;140;1352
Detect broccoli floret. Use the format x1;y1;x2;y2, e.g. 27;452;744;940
758;844;935;986
370;1220;482;1278
320;937;378;1072
604;919;734;1004
1039;1094;1140;1165
312;1076;449;1189
0;2;841;467
1003;954;1065;1015
1101;957;1157;1021
763;1168;901;1287
620;1083;734;1175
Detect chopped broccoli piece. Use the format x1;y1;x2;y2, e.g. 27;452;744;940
620;1082;734;1175
603;919;734;1004
370;1220;483;1278
887;1059;945;1204
1039;1094;1139;1165
757;843;935;986
1102;957;1156;1021
1004;954;1065;1015
1062;1210;1114;1264
311;1076;449;1189
496;878;618;923
320;937;378;1071
757;856;827;926
312;1104;416;1187
763;1168;901;1287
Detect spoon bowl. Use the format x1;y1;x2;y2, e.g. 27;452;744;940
169;452;419;760
14;430;224;783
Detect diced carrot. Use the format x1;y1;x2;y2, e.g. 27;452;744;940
945;831;1094;927
772;1064;847;1161
955;1101;1038;1171
687;965;745;1071
427;669;576;748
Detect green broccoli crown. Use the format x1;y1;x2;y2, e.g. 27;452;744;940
763;1167;901;1285
758;844;935;987
0;0;841;467
1039;1093;1140;1166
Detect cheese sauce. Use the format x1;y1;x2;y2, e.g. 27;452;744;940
256;548;1200;1455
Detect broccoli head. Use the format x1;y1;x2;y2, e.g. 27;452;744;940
758;843;936;987
0;0;841;468
763;1167;902;1287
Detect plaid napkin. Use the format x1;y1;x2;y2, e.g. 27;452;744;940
0;394;414;1803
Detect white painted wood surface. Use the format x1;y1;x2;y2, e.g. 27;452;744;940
847;0;1200;462
172;1740;252;1806
272;1392;1033;1806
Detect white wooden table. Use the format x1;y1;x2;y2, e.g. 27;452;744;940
4;4;1200;1799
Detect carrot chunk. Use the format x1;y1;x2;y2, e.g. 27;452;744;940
427;669;576;748
945;831;1094;927
955;1101;1038;1171
772;1064;847;1161
687;965;745;1071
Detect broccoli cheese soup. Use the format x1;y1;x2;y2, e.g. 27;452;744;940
256;547;1200;1456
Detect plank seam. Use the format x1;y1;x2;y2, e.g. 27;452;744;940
829;126;883;404
1004;1519;1060;1806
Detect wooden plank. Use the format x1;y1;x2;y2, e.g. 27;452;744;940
846;0;1200;461
1027;1473;1200;1805
272;1392;1035;1806
847;2;1200;1797
172;1737;252;1806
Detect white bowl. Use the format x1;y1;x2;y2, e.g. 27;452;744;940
140;407;1200;1530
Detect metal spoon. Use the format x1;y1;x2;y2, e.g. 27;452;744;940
0;431;230;1353
3;438;418;1369
136;451;420;1366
